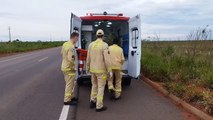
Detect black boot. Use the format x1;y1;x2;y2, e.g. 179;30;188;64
114;96;121;100
96;106;107;112
71;97;78;101
90;101;96;109
64;100;77;106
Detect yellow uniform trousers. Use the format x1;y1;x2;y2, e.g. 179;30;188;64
63;71;76;102
108;70;122;98
90;73;107;109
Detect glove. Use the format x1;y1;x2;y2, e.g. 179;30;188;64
109;72;113;78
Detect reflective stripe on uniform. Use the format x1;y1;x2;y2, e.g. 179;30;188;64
91;92;97;96
65;93;72;97
62;69;76;76
102;75;107;80
107;67;112;72
90;68;106;73
67;72;75;76
62;68;72;72
97;96;103;100
111;66;122;70
115;89;122;92
61;64;76;72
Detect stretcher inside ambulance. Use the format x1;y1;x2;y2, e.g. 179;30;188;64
70;12;141;86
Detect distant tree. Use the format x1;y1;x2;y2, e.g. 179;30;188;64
186;25;212;57
187;25;212;41
13;39;21;42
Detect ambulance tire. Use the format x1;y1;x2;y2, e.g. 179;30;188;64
122;77;131;86
77;79;84;86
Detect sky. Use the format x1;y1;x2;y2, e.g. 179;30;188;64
0;0;213;41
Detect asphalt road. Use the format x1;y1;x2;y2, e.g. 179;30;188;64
0;47;65;120
76;80;198;120
0;47;198;120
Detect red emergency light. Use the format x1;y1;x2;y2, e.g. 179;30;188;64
82;12;129;21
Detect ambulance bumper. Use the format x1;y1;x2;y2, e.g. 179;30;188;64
77;73;132;86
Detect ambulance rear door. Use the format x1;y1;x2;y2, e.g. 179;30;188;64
128;14;141;78
70;13;82;48
70;13;82;79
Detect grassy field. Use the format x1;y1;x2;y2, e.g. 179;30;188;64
142;40;213;116
0;41;64;54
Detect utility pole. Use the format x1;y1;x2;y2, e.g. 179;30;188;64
8;26;11;42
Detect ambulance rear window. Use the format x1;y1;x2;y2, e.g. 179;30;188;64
81;20;129;50
131;27;139;49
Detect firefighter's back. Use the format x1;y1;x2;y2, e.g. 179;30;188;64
88;39;108;73
108;44;125;70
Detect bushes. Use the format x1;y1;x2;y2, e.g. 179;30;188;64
0;41;64;54
161;46;175;57
142;49;169;82
165;82;186;97
200;71;213;89
142;42;212;86
202;91;213;115
142;41;213;115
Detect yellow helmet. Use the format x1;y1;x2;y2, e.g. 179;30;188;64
96;29;104;36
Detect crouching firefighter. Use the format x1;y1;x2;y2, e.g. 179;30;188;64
108;38;125;100
61;32;79;105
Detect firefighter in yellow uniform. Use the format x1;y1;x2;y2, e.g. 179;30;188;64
108;38;125;100
86;29;112;112
61;32;79;105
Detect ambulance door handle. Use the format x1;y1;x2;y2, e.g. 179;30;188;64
131;51;136;56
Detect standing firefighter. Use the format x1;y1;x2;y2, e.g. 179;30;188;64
86;29;112;112
61;32;79;105
108;38;125;100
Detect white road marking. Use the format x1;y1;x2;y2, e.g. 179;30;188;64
0;54;33;63
38;57;48;62
59;105;70;120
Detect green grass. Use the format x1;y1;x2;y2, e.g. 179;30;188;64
0;41;64;54
142;40;213;115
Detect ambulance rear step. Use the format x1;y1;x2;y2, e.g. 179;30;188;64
77;71;132;86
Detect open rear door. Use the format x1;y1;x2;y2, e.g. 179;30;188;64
70;13;82;48
128;14;141;78
70;13;82;80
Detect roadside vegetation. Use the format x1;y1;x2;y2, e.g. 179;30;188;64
142;27;213;116
0;41;64;54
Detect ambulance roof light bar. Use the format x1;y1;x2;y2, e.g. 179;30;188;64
86;11;123;16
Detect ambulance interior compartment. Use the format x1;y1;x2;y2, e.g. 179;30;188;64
80;20;129;72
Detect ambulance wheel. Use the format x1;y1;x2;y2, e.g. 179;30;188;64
77;79;84;86
122;78;131;86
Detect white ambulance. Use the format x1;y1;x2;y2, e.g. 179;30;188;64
71;12;141;86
